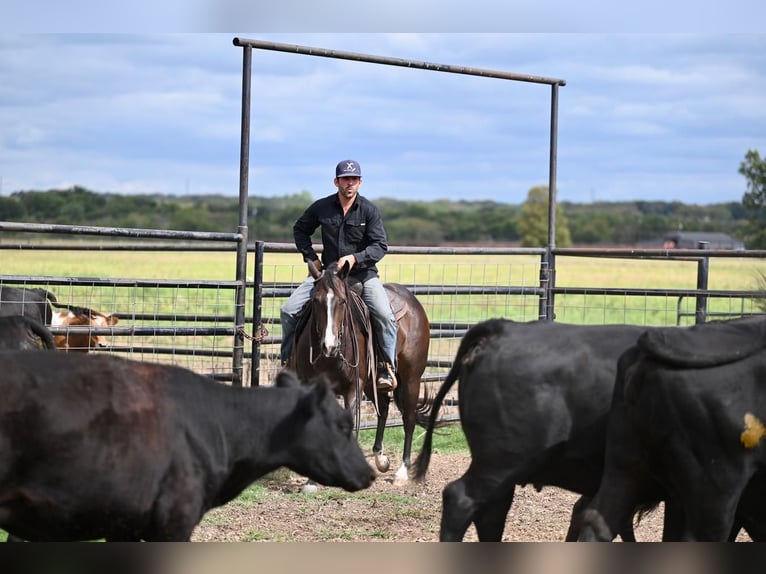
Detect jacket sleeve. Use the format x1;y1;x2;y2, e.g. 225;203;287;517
354;205;388;266
293;205;320;263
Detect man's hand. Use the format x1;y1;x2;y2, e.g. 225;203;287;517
307;259;323;277
338;255;356;271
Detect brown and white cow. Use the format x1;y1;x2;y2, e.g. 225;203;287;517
50;306;119;352
0;355;375;541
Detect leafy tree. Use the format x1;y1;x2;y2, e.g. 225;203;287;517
739;149;766;248
518;186;572;247
0;197;26;220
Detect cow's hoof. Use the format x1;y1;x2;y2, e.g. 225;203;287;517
374;452;390;473
301;482;318;494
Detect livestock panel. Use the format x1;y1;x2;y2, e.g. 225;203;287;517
3;231;766;429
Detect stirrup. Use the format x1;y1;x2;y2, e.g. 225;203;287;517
376;374;394;392
376;363;396;392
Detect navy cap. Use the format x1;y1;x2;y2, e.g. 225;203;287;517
335;159;362;178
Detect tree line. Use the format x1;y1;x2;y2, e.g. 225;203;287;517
0;185;752;247
1;149;763;248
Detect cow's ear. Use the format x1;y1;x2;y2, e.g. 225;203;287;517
275;370;300;388
108;314;119;325
309;376;330;401
294;377;328;419
307;377;330;412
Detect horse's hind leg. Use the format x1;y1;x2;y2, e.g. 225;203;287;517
393;371;422;483
372;394;392;474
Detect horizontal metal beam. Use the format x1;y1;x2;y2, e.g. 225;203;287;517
233;37;566;87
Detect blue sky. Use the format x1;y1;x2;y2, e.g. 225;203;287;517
1;31;765;205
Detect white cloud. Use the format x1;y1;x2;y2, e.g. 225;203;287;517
0;33;764;205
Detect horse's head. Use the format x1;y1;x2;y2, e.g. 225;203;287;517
310;261;351;358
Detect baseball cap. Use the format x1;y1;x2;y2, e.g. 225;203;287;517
335;159;362;178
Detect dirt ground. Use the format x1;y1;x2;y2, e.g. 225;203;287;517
191;452;740;543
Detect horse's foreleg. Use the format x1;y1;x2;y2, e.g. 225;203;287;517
372;394;392;474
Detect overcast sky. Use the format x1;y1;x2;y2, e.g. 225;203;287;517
1;13;764;205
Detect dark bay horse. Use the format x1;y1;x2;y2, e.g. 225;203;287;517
288;260;433;485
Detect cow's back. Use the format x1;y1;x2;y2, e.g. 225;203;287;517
457;320;648;489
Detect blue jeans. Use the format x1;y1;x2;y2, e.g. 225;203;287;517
280;275;398;370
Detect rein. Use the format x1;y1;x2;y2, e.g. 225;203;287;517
308;271;381;422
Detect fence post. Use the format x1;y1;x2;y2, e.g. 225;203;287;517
231;44;254;387
538;249;556;320
250;241;265;386
695;241;710;324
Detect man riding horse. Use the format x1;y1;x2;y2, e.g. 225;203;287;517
280;159;397;392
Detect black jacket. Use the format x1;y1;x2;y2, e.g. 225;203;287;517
293;193;388;282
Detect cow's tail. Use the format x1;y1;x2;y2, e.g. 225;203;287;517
410;319;505;482
29;318;57;350
31;288;58;325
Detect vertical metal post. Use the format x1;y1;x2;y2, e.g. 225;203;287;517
540;83;560;321
695;241;710;324
232;45;253;386
250;240;265;386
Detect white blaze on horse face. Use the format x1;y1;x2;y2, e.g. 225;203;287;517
323;289;338;353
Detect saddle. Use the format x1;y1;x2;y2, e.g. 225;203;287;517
293;279;406;378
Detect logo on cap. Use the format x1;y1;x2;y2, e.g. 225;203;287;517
336;160;361;178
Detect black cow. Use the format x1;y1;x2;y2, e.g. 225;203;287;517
0;353;375;541
0;286;55;325
578;317;766;541
412;318;655;541
0;315;56;350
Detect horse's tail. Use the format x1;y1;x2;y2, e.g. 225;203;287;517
413;383;436;429
410;319;505;482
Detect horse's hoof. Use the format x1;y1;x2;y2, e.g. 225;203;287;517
374;453;391;473
393;464;409;484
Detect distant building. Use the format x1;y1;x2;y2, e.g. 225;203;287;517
662;231;745;250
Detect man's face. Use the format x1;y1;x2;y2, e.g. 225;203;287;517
335;176;361;200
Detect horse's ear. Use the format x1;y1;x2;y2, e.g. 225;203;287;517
338;260;350;280
308;259;323;279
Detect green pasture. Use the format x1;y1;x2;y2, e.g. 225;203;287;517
1;248;765;331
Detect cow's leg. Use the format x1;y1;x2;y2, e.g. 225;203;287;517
568;495;638;542
440;477;476;541
440;463;514;542
473;483;515;541
673;480;742;541
565;495;591;541
577;464;647;541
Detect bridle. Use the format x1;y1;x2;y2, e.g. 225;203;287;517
308;272;361;371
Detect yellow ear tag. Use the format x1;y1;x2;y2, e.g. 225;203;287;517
741;413;766;449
